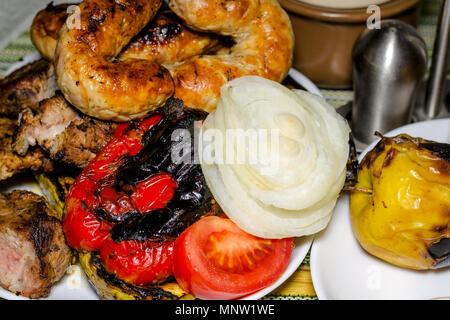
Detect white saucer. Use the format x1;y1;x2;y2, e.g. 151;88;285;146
310;118;450;300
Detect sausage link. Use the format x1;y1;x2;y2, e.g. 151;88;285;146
55;0;174;121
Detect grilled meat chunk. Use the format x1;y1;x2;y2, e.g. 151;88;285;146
13;94;117;168
0;117;53;181
0;59;57;118
0;190;71;298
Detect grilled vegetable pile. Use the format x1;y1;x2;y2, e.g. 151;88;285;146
350;134;450;270
63;99;214;298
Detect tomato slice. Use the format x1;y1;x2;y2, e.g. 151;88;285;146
100;239;174;286
172;216;293;300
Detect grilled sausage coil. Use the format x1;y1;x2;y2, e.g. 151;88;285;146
169;0;294;112
31;3;221;66
33;0;293;120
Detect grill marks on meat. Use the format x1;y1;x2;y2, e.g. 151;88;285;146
0;118;54;181
55;116;117;168
0;191;71;298
0;59;57;118
120;10;222;67
0;59;116;173
14;94;81;155
13;94;117;169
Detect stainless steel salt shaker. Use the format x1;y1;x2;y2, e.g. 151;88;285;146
351;20;428;147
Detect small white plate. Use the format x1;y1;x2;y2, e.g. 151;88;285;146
244;236;313;300
310;118;450;300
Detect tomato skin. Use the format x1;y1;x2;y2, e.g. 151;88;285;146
172;216;294;300
99;239;174;286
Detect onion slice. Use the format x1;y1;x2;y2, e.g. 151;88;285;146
199;76;350;238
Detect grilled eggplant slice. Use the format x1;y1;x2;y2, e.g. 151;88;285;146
35;172;75;220
350;134;450;270
79;252;191;300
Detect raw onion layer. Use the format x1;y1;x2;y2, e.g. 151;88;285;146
200;76;350;238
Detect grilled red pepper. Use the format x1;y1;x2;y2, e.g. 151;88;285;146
63;114;163;252
100;239;174;286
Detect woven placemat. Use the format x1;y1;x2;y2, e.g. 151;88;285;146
0;0;441;300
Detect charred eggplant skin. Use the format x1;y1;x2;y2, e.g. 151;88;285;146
344;134;358;188
111;99;212;242
79;252;190;300
63;98;212;251
350;134;450;270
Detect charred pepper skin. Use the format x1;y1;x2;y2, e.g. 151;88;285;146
63;114;162;252
63;99;212;286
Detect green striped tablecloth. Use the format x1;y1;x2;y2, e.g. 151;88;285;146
0;0;441;300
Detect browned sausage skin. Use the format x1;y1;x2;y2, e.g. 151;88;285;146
31;3;71;61
55;0;174;121
169;0;294;112
119;10;222;66
31;4;221;65
44;0;293;118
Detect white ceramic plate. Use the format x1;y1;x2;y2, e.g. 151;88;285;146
1;55;318;300
244;236;313;300
310;118;450;300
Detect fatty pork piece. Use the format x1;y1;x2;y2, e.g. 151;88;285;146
0;59;57;118
0;190;71;298
13;93;117;168
0;117;53;180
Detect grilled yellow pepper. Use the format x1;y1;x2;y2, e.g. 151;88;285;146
350;134;450;270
